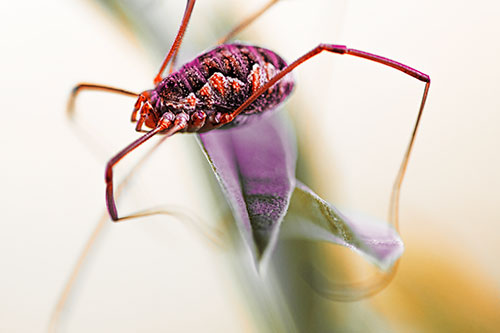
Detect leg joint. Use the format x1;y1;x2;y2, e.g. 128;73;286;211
319;43;348;54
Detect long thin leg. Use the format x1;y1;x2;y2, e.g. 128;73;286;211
154;0;196;85
105;113;189;221
166;0;279;75
48;130;221;332
115;206;223;245
216;0;280;45
222;44;431;300
219;44;429;300
224;44;429;123
220;43;430;229
67;83;139;118
389;81;429;229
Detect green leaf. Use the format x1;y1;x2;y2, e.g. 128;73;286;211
282;181;403;271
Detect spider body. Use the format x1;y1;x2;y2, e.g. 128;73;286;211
67;0;429;223
52;2;432;329
140;43;294;133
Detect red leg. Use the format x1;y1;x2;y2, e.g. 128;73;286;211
220;44;429;300
166;0;279;75
67;83;138;118
216;0;280;45
225;44;429;122
154;0;196;85
220;43;430;229
105;113;189;221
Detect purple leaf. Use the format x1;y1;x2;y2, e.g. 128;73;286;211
198;113;297;264
282;182;404;270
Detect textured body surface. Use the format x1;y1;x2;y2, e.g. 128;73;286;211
149;43;294;132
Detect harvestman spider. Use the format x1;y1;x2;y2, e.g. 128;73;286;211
67;0;430;224
53;0;431;329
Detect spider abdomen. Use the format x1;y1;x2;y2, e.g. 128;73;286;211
151;43;294;131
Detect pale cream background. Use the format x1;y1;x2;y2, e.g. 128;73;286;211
1;0;499;332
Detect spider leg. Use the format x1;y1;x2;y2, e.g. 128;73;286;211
221;43;430;230
67;83;138;119
105;113;189;221
166;0;280;75
154;0;196;84
216;0;280;45
220;43;430;301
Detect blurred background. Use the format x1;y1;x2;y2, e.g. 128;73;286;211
1;0;499;332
